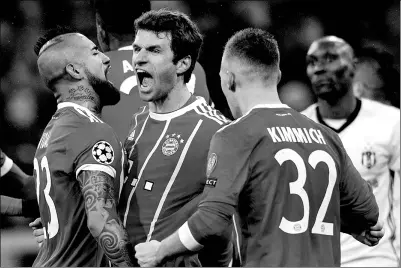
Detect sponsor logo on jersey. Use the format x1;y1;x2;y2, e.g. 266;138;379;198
161;133;184;156
361;146;376;169
206;153;217;177
206;178;217;187
92;141;114;164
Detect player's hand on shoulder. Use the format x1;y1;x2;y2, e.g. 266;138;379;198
29;217;44;247
351;220;385;247
135;240;161;267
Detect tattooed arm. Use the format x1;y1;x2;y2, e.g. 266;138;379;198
77;170;134;267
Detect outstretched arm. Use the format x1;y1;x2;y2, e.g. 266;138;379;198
1;151;36;200
77;170;134;267
1;195;39;217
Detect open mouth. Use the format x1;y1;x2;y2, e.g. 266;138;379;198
105;66;111;81
136;69;154;89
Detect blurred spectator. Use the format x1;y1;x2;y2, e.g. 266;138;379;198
353;45;400;108
279;80;315;111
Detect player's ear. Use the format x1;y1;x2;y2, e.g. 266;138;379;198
276;69;282;84
227;71;236;92
65;63;84;80
349;58;357;78
176;55;191;76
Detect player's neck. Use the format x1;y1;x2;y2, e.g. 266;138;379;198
239;86;283;115
317;90;357;119
56;83;102;116
149;84;191;114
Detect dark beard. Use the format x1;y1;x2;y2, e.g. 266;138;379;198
86;70;120;106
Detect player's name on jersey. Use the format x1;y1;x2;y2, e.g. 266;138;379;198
267;127;326;144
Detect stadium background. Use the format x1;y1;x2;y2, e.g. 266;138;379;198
0;0;399;266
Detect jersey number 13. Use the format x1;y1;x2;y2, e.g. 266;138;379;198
34;156;59;239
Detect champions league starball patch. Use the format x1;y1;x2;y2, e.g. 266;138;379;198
92;141;114;164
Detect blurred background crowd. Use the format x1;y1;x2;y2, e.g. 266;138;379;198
1;0;399;266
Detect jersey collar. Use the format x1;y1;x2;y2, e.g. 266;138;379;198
316;98;362;133
251;103;290;110
149;96;205;121
57;102;95;115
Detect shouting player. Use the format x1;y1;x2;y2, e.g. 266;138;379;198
302;36;400;266
93;0;211;142
134;28;383;267
119;9;234;267
31;26;134;266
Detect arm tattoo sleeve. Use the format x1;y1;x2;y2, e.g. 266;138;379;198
77;170;134;266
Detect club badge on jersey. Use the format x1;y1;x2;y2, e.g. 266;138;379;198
92;141;114;164
161;133;185;156
361;146;376;169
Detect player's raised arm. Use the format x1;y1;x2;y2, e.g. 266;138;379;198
77;169;134;266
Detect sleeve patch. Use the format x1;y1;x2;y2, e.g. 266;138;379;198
92;141;114;164
206;153;217;177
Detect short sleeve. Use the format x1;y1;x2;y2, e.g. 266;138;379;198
68;123;123;179
200;129;252;207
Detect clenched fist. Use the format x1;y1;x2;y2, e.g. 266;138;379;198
135;240;161;267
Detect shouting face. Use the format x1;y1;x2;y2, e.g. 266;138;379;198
132;30;178;103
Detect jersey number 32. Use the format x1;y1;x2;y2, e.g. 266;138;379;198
34;156;59;239
276;149;336;236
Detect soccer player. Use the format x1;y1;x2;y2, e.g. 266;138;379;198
302;36;400;266
1;149;38;217
31;26;134;266
119;9;234;267
93;0;212;142
134;28;383;267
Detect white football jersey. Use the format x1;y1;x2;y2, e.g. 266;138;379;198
302;98;400;267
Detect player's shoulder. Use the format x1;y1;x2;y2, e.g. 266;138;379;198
58;103;117;139
214;105;266;140
360;98;400;120
300;102;318;118
191;96;231;127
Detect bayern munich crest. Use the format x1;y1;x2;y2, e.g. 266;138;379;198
162;133;184;156
92;141;114;164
